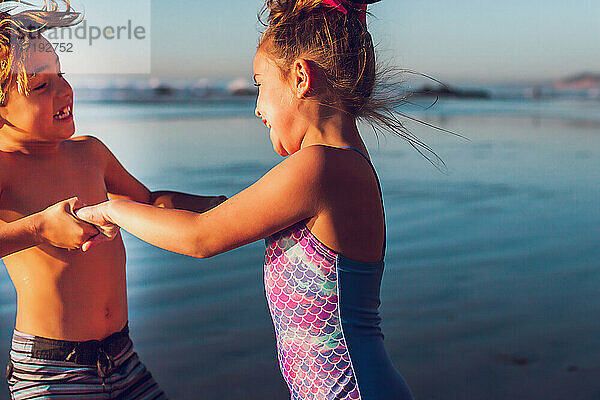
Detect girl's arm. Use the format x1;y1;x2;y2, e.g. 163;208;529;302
76;146;328;257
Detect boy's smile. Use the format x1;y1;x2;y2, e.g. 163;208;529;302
53;104;73;122
0;36;74;153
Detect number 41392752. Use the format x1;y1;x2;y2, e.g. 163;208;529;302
34;41;74;53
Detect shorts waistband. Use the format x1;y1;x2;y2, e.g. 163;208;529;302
11;323;132;378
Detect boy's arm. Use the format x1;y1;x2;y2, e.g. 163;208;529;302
0;214;44;258
0;171;41;257
90;137;226;212
0;198;99;258
88;136;151;204
149;191;227;213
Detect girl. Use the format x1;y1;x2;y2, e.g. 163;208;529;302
78;0;416;398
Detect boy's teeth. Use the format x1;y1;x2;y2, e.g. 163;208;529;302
53;106;72;120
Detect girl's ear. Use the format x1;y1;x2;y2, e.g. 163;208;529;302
292;59;312;98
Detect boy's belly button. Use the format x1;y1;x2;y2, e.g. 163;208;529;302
102;303;123;321
101;302;125;324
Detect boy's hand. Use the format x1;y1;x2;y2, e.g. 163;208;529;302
151;192;227;212
75;201;120;252
37;197;99;250
205;195;228;210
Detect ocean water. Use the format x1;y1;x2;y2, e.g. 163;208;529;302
1;98;600;399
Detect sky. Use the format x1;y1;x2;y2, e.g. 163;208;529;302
62;0;600;84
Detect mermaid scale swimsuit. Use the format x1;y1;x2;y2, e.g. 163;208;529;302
264;147;414;400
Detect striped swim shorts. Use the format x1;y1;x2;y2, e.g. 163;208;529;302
5;325;167;400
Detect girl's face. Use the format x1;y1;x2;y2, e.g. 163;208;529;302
0;37;74;144
253;50;304;157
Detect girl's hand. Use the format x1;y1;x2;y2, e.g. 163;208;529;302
75;201;121;252
37;197;100;250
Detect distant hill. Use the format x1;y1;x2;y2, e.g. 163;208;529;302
412;85;490;99
554;73;600;89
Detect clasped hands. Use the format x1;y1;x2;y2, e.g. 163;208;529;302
38;197;121;252
40;194;226;252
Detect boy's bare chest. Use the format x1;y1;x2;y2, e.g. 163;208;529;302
0;156;108;221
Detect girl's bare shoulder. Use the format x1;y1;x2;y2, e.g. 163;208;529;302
285;145;360;175
272;145;330;183
293;145;376;185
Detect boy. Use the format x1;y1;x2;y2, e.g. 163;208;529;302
0;3;223;399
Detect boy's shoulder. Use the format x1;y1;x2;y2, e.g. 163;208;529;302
0;149;11;186
67;134;106;148
65;135;112;159
0;152;5;193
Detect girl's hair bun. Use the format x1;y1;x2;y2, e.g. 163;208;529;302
259;0;443;167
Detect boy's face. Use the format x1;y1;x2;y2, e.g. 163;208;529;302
0;37;74;143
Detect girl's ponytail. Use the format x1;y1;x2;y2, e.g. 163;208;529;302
259;0;444;167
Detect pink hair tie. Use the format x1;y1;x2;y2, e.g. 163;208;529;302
321;0;348;14
296;0;348;14
297;0;372;24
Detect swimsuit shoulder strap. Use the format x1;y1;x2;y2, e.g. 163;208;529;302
338;146;383;196
338;146;387;258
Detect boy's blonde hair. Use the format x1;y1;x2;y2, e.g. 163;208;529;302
0;0;80;105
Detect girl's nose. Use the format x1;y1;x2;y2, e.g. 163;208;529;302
255;107;261;118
